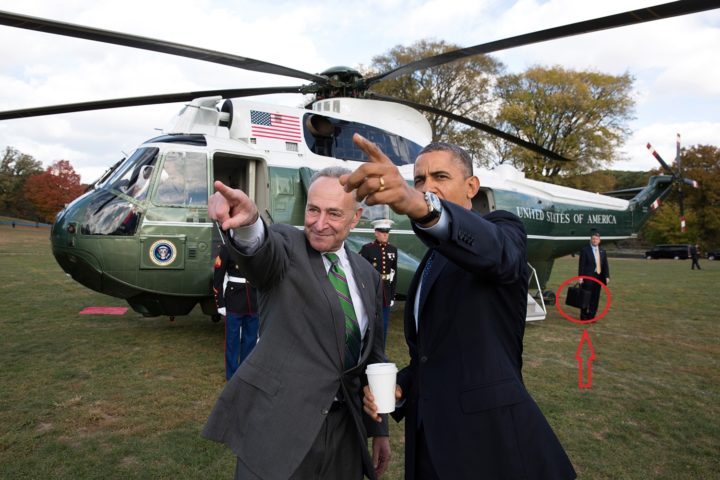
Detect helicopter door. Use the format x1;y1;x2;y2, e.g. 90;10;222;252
210;153;265;248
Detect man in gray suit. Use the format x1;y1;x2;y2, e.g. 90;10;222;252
203;166;391;479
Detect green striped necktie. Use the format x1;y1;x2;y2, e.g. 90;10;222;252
324;252;362;370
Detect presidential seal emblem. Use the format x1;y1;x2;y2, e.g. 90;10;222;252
149;240;176;266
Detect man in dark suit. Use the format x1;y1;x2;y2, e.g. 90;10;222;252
344;135;576;480
203;167;390;480
578;231;610;320
212;243;259;380
690;244;701;270
359;218;398;344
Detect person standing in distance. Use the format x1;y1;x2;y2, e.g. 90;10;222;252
203;166;391;480
578;231;610;320
690;244;702;270
359;219;398;345
213;242;259;380
343;135;576;480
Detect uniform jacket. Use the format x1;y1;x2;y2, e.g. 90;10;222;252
202;223;388;480
213;245;258;315
393;202;576;480
359;240;398;307
578;243;610;283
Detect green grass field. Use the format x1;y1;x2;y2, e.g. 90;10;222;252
1;224;718;479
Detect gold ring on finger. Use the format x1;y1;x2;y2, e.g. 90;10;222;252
378;176;385;192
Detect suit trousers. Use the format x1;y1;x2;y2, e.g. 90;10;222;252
581;274;603;320
234;402;363;480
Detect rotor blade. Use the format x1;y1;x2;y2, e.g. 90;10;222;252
365;0;720;86
0;10;328;84
367;93;571;162
646;142;674;174
0;86;306;120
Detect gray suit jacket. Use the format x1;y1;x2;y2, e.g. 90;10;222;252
202;223;387;480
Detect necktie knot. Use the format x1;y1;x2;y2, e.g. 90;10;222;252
325;252;340;265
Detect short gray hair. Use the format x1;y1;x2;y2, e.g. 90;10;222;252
309;166;352;184
308;166;359;208
418;142;473;178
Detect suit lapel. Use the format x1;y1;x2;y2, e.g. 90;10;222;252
415;251;450;354
418;251;447;317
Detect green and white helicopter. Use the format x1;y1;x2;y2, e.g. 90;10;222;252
0;1;712;321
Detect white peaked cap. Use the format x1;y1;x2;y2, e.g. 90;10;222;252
372;219;394;230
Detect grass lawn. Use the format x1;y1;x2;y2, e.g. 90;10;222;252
1;224;718;479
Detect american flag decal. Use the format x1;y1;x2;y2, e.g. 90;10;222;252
250;110;301;142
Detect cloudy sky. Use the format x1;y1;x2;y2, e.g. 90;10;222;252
0;0;718;183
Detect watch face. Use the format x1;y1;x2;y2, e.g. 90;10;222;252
427;192;442;211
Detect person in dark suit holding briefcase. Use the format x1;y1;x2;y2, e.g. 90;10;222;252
578;231;610;320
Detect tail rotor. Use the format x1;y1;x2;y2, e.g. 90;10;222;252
646;134;698;232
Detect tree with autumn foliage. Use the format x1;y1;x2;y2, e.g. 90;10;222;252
641;144;720;248
24;160;86;223
493;66;635;180
0;146;43;218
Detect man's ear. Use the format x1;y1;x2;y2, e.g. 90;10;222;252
466;176;480;200
350;207;363;229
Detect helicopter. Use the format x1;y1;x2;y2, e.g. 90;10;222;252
0;1;714;321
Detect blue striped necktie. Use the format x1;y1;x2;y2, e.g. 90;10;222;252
420;250;436;306
324;253;362;370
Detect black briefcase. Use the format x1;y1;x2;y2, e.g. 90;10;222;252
565;284;590;309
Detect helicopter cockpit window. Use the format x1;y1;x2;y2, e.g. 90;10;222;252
303;113;422;166
81;190;141;236
154;151;208;206
104;147;159;198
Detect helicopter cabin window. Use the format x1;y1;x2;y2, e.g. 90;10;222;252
154;151;208;206
303;113;422;166
104;147;159;200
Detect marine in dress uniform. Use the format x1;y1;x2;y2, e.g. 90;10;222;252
359;219;398;344
213;243;260;380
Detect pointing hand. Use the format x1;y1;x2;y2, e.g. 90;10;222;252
208;180;259;230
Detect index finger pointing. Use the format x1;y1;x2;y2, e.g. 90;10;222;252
353;133;393;165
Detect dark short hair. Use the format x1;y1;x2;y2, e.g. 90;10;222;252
591;231;601;237
417;142;473;178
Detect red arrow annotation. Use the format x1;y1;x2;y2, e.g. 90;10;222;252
576;329;596;389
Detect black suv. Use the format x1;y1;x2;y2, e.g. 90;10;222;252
645;244;691;260
706;249;720;261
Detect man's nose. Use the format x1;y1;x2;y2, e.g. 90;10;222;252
315;212;329;229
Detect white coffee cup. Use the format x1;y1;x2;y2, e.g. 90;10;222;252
365;362;398;413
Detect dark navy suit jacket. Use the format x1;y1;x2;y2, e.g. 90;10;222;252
578;243;610;283
393;202;576;480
